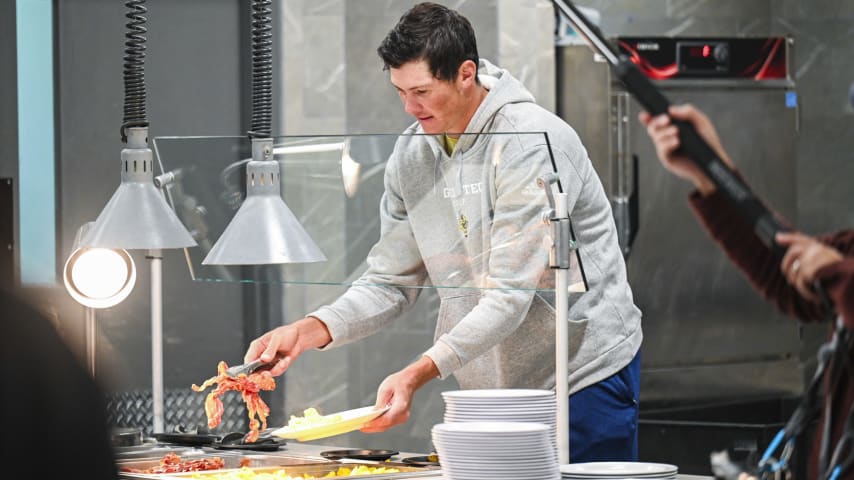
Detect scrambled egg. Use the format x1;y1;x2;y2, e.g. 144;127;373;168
286;407;343;429
190;465;400;480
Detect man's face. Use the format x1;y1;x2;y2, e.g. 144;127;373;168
389;59;468;135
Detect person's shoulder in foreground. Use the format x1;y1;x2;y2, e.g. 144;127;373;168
0;288;117;477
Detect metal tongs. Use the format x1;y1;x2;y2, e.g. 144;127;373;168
224;358;269;378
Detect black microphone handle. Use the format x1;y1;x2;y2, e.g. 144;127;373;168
617;59;838;314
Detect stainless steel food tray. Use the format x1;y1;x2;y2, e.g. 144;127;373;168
118;450;334;478
120;454;440;479
160;463;439;479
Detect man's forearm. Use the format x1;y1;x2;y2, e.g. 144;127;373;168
404;355;441;390
296;316;333;349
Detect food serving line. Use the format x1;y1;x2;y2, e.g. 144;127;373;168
115;440;713;480
113;397;710;480
116;442;441;480
136;362;712;480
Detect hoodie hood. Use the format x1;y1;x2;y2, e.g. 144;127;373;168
454;58;537;151
473;58;537;124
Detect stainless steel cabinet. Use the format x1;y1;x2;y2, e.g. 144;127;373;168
557;42;804;404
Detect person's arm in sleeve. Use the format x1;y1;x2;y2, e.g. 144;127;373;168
777;230;854;323
688;190;831;322
640;104;837;323
816;253;854;326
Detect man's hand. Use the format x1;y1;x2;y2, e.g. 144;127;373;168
777;231;843;301
243;316;332;377
360;356;439;433
638;104;733;197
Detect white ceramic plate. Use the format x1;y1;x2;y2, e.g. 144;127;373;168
442;388;554;397
271;405;389;442
433;421;550;434
560;462;678;477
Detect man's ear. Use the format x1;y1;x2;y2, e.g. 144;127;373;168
457;59;478;87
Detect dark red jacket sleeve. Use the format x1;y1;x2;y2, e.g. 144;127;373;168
688;188;854;325
815;256;854;329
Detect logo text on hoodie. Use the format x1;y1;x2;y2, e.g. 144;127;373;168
443;182;483;198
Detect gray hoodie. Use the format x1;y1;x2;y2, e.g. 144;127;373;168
310;59;642;394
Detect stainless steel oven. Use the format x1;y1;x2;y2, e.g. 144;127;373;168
557;36;805;473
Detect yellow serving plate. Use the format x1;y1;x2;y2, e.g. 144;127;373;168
271;406;390;442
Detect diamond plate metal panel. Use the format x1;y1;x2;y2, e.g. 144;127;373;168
107;389;249;437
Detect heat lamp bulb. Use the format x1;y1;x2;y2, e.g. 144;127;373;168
71;248;130;299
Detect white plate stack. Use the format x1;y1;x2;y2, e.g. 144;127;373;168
432;421;560;480
442;389;558;457
560;462;678;479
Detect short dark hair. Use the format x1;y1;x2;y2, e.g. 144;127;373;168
377;2;479;82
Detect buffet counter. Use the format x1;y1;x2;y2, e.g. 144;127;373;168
116;442;439;480
115;440;712;480
282;444;714;480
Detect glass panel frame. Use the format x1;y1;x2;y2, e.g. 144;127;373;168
153;133;586;293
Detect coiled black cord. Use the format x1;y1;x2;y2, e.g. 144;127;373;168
248;0;273;139
121;0;149;142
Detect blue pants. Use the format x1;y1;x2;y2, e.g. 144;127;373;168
568;351;641;463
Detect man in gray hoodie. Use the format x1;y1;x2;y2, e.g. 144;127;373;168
245;2;643;462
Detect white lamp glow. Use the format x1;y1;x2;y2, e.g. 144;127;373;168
70;248;130;300
64;244;137;310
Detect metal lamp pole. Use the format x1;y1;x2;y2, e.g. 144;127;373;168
539;172;574;465
149;248;165;433
85;307;97;377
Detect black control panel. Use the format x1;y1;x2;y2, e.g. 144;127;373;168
616;37;788;80
677;41;729;73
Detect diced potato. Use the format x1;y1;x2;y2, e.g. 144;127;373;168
190;465;400;480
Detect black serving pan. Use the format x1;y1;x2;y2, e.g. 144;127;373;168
401;454;440;467
154;425;220;446
153;432;221;446
213;431;286;451
320;449;399;461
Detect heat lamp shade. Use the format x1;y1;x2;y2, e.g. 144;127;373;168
82;181;197;250
202;193;326;265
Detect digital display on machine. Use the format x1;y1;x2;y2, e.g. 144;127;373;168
686;45;711;59
677;41;729;74
617;37;788;80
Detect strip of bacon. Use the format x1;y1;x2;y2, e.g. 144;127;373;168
191;360;276;443
120;452;225;473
